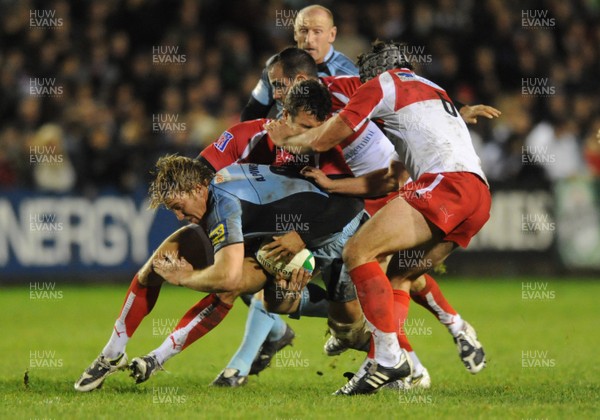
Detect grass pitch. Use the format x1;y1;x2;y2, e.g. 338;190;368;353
1;278;598;419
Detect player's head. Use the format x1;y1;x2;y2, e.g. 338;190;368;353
268;47;318;103
282;79;331;130
148;154;215;224
294;5;336;64
357;40;413;83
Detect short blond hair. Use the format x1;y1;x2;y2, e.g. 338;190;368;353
148;154;214;209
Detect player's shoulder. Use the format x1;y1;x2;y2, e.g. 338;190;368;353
322;75;361;91
327;49;359;76
222;118;268;140
203;119;267;159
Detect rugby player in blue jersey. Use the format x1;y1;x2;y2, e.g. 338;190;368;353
241;4;357;121
124;160;371;385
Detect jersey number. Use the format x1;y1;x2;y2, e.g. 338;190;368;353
436;92;458;117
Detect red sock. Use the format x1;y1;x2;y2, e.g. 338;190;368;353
393;290;413;352
350;262;395;333
410;274;457;321
173;294;233;350
119;274;161;337
367;336;375;359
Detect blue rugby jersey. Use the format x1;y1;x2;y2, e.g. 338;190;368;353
205;164;363;253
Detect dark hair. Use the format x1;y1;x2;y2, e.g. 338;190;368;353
268;47;318;79
284;79;332;122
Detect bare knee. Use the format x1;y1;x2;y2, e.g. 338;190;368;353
342;237;373;270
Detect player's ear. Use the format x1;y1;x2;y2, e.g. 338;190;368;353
295;73;308;83
282;109;290;121
329;25;337;43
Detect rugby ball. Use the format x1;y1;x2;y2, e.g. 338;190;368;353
256;242;316;281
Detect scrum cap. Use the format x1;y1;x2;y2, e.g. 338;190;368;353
357;41;413;83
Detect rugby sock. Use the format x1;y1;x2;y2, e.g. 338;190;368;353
350;262;400;367
102;274;161;359
393;290;412;351
393;289;424;376
226;297;278;376
410;274;464;337
408;351;425;377
266;312;287;342
153;293;232;365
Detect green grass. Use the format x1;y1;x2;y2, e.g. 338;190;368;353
1;278;598;419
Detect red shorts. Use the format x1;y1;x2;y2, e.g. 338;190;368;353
399;172;491;248
365;191;400;216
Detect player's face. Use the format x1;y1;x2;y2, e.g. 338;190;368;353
294;10;336;64
165;186;208;224
268;63;294;103
284;109;324;132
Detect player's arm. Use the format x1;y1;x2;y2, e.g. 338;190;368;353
241;68;274;121
152;243;245;293
301;158;405;197
267;76;385;152
266;113;354;153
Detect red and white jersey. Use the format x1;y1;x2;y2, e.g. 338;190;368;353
322;75;396;176
199;118;350;175
338;69;487;184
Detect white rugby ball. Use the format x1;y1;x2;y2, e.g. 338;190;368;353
256;242;316;281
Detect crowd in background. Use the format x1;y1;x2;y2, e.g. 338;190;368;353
0;0;599;195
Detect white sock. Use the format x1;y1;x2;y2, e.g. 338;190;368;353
447;314;465;337
353;357;376;379
101;319;129;359
408;351;424;377
152;328;188;365
373;329;401;367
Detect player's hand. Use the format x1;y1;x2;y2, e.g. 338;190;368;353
264;119;297;146
273;268;312;301
152;253;194;286
301;166;334;192
288;267;312;291
263;231;306;260
459;104;501;124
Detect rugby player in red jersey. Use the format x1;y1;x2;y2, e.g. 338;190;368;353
267;41;495;395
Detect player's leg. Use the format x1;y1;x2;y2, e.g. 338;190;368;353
407;273;486;374
214;271;330;386
74;225;212;392
409;274;463;334
317;212;372;356
129;257;269;385
212;289;294;387
336;198;451;395
384;243;456;391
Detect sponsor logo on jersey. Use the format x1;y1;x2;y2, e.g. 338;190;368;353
209;223;226;246
395;71;415;81
214;131;233;152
